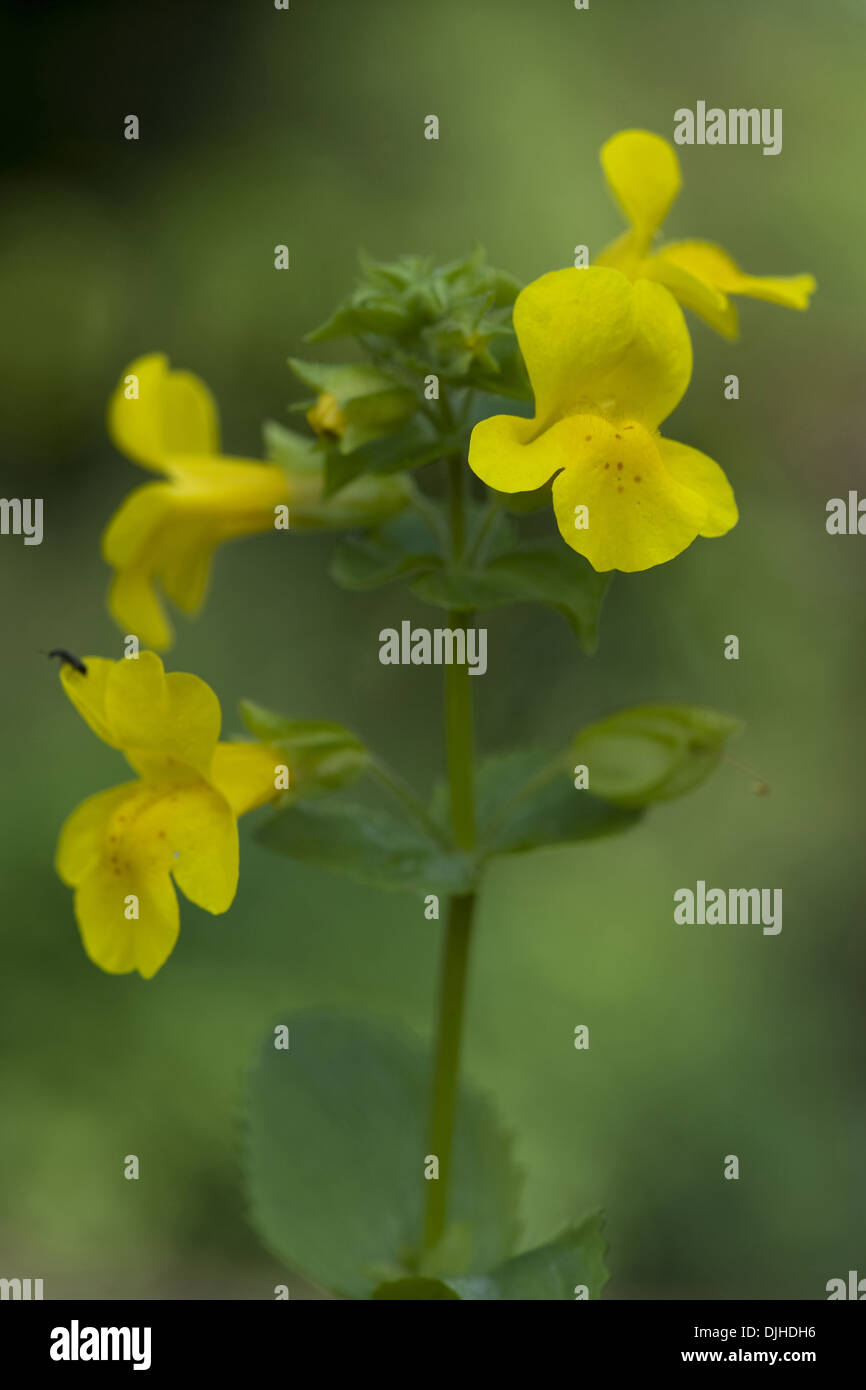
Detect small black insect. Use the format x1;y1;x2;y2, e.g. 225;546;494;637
46;649;88;676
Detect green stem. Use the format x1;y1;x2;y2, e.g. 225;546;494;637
447;456;466;560
423;891;475;1252
422;452;477;1254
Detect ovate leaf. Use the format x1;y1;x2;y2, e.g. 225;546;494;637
256;797;474;894
471;749;643;854
571;704;743;808
244;1011;523;1298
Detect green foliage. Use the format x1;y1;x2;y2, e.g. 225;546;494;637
305;249;529;398
472;749;643;853
287;359;416;452
330;513;441;590
372;1214;609;1300
570;705;743;809
239;699;369;792
255;798;474;894
412;542;610;654
263;421;413;527
244;1011;523;1298
322;417;462;494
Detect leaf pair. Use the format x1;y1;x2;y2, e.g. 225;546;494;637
255;705;741;894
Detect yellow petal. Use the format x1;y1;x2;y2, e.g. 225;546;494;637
108;354;220;471
212;742;282;816
658;439;738;538
74;860;180;978
132;781;239;914
642;253;739;340
489;269;692;486
55;782;139;886
658;240;816;310
59;658;120;748
102;460;288;649
600;130;682;250
104;652;221;780
468;413;562;494
511;267;637;426
548;416;711;572
596;278;693;428
108;563;175;652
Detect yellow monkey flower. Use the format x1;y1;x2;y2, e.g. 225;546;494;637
596;129;816;339
468;266;737;572
55;652;279;979
104;355;411;649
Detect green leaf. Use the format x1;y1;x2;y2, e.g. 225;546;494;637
371;1213;609;1300
238;701;369;791
411;542;611;654
449;1213;609;1300
263;421;413;528
323;418;459;494
287;359;415;452
256;797;474;894
330;513;441;592
244;1011;523;1298
470;749;643;853
571;704;743;809
370;1277;461;1300
306;301;412;343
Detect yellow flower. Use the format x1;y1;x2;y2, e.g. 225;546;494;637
596;129;816;339
104;354;296;650
104;355;413;649
468;266;737;572
55;652;279;979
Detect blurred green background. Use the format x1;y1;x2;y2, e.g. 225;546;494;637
1;0;863;1299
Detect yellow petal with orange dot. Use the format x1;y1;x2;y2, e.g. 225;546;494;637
600;130;682;252
131;781;239;914
55;782;140;886
74;855;180;979
549;416;715;572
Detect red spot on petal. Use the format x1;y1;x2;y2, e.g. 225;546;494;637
623;425;634;430
604;462;610;469
585;435;592;441
634;475;641;482
617;462;623;471
617;485;624;493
